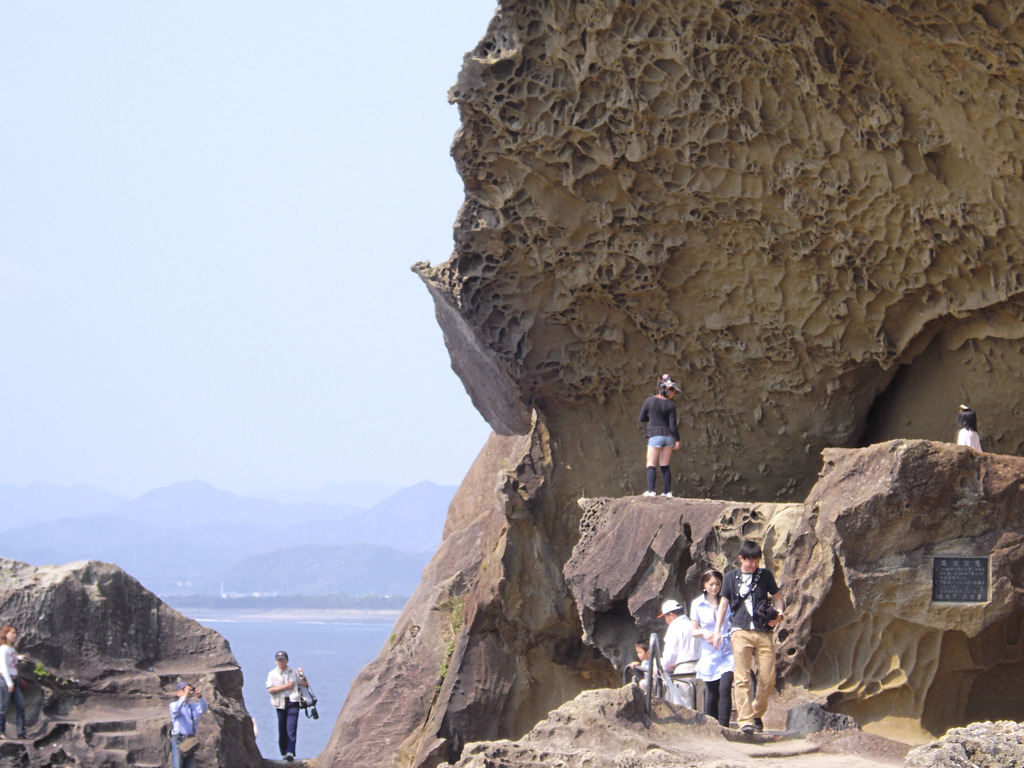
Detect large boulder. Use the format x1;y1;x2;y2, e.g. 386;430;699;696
564;440;1024;741
779;440;1024;738
417;0;1024;504
0;558;261;768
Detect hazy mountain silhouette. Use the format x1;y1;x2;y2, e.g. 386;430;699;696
0;480;455;595
214;544;431;596
339;481;456;552
245;481;398;508
111;480;364;526
0;481;125;527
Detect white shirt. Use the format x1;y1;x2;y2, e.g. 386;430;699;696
958;428;982;451
0;645;18;689
690;595;734;682
266;666;301;709
662;614;701;672
739;571;755;627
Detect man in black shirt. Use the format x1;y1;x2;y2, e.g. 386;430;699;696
713;540;784;734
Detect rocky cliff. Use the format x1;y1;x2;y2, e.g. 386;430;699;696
418;0;1024;503
566;441;1024;742
329;0;1024;765
0;559;261;768
327;441;1024;766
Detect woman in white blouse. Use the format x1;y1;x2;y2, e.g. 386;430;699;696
690;570;734;727
957;405;982;451
0;625;26;740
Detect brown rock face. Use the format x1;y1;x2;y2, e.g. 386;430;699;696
325;428;612;768
328;438;1024;765
565;441;1024;741
449;685;909;768
417;0;1024;502
564;495;798;670
332;0;1024;764
0;559;261;768
779;440;1024;738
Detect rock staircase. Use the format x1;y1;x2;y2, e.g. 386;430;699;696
9;667;209;768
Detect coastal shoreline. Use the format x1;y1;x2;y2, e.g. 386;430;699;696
173;606;402;623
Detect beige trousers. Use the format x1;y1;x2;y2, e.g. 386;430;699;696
730;629;776;727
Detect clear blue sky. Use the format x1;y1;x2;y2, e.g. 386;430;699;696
1;2;497;497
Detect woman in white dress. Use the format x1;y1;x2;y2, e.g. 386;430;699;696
690;570;734;727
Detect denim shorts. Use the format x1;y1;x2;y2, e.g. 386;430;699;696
648;435;675;448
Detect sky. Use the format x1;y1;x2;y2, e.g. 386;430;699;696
1;2;498;497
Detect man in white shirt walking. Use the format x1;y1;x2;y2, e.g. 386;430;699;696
266;650;308;762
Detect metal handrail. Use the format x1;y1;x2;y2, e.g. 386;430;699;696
644;631;669;714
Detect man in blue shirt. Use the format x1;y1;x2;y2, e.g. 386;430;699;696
169;682;209;768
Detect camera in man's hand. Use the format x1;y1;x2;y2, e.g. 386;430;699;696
752;599;779;630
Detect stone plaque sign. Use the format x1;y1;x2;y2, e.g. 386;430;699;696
932;556;989;603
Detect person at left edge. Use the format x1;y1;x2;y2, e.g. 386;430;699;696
170;682;208;768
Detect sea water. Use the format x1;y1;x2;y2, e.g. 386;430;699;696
198;613;396;761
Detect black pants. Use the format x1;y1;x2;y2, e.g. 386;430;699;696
703;671;734;727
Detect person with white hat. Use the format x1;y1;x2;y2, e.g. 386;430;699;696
659;599;701;675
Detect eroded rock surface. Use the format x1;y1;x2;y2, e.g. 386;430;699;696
417;0;1024;503
0;559;261;768
328;437;1024;767
333;0;1024;764
451;685;908;768
905;721;1024;768
779;440;1024;738
566;441;1024;741
325;427;613;768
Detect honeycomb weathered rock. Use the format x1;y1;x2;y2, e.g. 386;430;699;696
418;0;1024;502
331;0;1024;765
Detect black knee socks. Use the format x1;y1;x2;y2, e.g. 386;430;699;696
661;465;672;494
646;466;657;492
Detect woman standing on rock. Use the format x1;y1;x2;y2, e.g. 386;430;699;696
0;625;26;740
691;570;734;727
957;405;982;451
638;374;681;497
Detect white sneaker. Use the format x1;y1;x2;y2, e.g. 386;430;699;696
642;491;657;497
661;492;674;498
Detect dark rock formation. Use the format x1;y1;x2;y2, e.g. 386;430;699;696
0;558;261;768
786;702;859;737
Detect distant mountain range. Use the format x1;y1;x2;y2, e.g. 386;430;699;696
245;481;397;508
0;481;125;522
0;480;454;597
